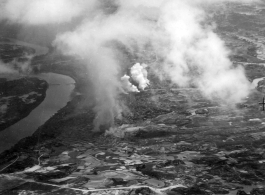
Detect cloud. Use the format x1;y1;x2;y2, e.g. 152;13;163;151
121;74;139;93
0;0;258;130
0;0;98;25
152;0;252;102
130;63;150;91
53;5;153;131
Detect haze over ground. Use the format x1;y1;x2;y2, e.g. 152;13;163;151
0;0;260;131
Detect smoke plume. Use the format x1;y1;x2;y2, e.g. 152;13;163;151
0;0;259;130
131;63;150;91
121;74;139;93
0;0;97;25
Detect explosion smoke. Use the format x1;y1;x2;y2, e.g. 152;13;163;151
121;74;139;93
131;63;150;91
0;0;259;130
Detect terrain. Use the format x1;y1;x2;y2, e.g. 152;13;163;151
0;77;48;131
2;2;265;195
0;40;48;131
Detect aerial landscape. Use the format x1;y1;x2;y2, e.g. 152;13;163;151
2;0;265;195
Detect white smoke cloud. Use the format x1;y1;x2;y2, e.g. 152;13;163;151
53;5;153;131
121;74;139;93
0;0;98;25
153;0;252;102
0;0;259;130
121;63;150;94
131;63;150;91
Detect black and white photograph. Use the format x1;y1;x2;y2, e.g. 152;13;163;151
1;0;265;194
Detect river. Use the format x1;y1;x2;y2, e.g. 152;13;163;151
0;73;75;153
0;39;75;153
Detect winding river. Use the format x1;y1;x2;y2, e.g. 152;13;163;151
0;40;75;153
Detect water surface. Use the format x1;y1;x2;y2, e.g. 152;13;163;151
0;73;75;153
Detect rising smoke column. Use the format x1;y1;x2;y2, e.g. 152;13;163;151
156;0;251;102
121;74;139;93
131;63;150;91
53;11;153;131
0;0;259;130
121;63;150;93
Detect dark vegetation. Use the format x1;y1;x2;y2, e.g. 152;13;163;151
0;77;48;131
2;3;265;194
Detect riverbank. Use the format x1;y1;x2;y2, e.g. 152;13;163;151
2;46;265;194
2;73;265;194
0;77;48;132
0;73;75;153
2;59;265;195
0;56;92;167
2;32;265;195
0;38;79;154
